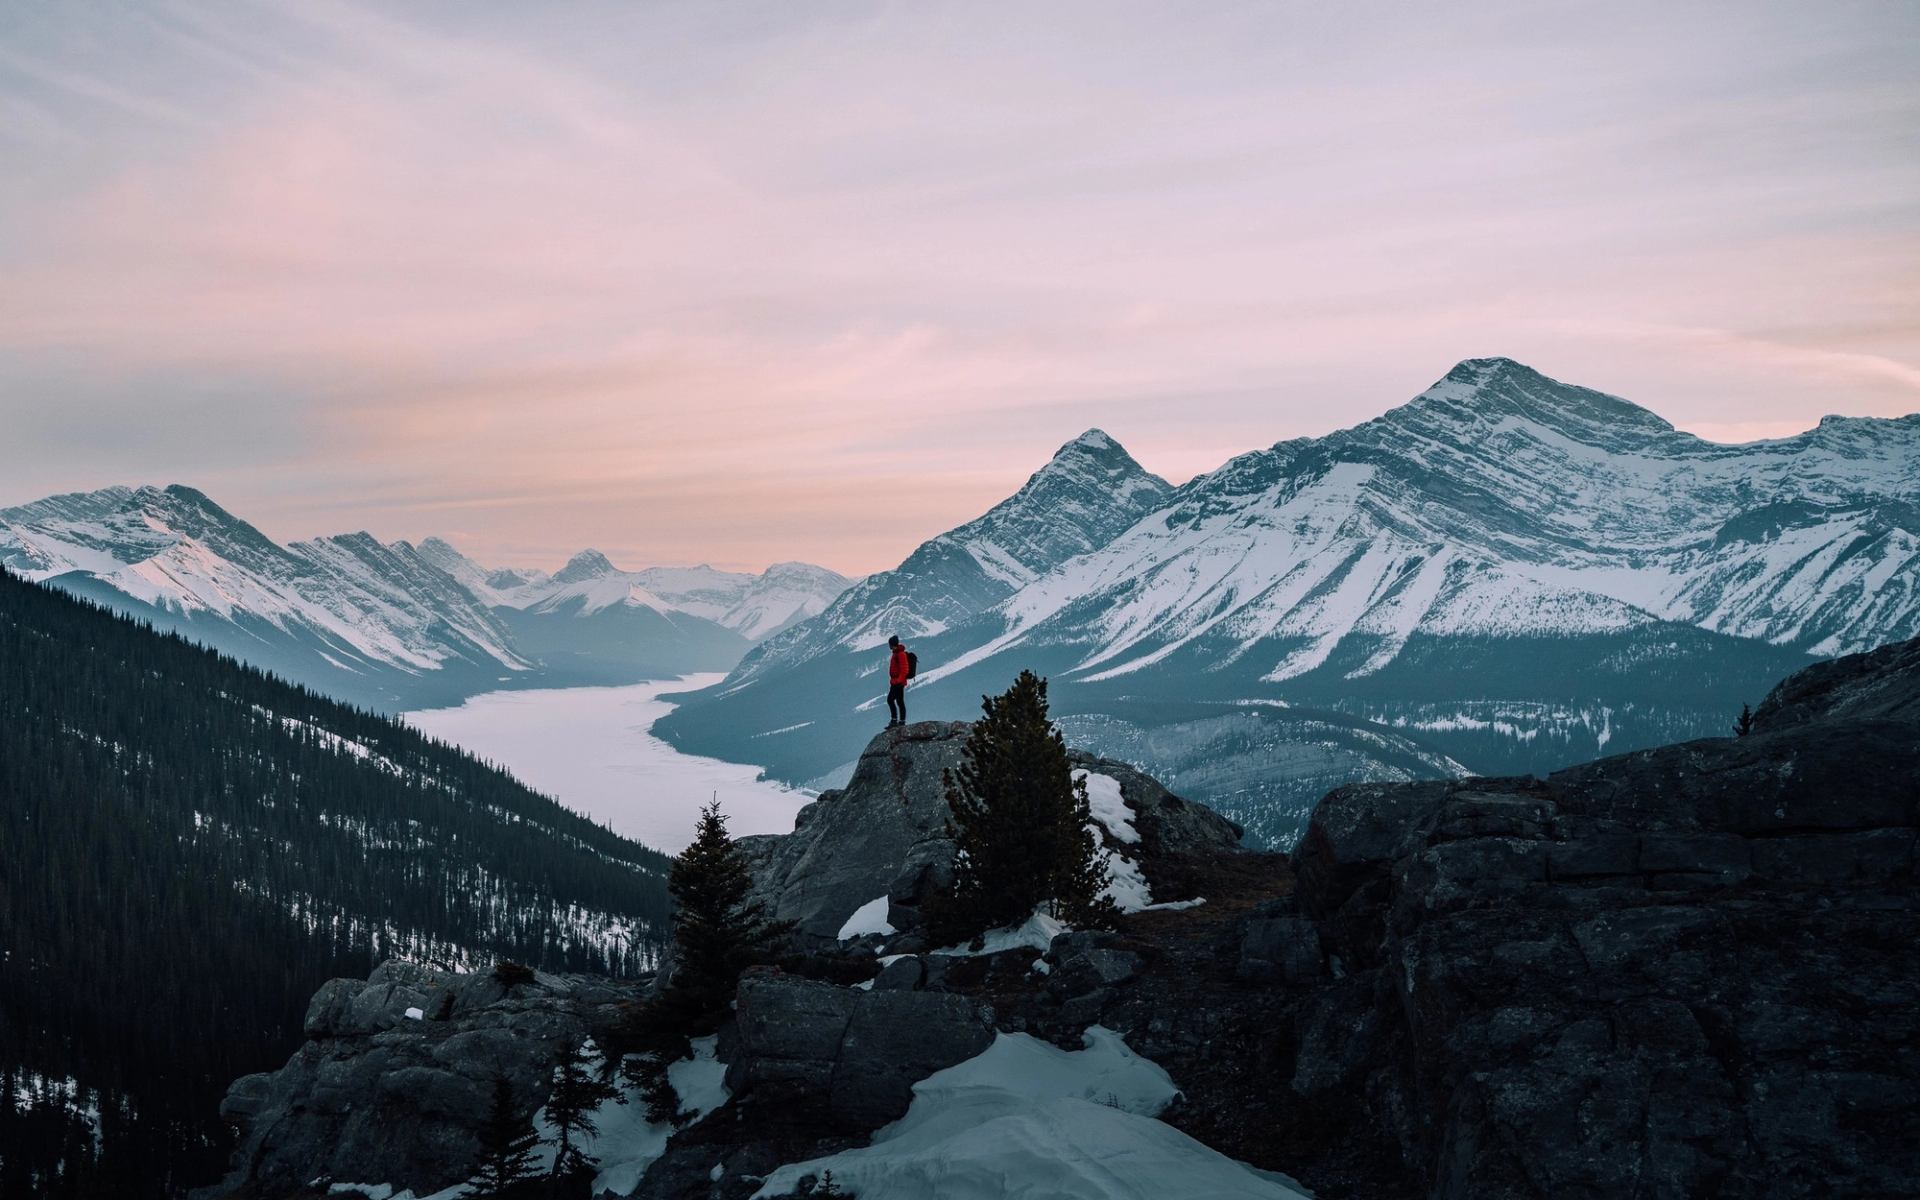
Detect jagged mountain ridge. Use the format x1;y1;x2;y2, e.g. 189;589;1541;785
0;486;852;709
0;485;533;709
922;358;1917;693
658;359;1913;845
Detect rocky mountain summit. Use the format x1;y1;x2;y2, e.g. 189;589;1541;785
738;720;1242;944
202;638;1917;1199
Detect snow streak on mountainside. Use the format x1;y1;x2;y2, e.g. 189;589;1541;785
658;359;1914;846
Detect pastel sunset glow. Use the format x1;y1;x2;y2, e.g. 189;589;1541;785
3;0;1915;574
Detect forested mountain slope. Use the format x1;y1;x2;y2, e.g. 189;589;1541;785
0;569;671;1198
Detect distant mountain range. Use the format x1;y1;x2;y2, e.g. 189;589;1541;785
0;486;853;709
658;358;1918;845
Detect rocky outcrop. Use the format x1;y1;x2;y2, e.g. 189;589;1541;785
1281;636;1920;1198
739;720;1242;942
196;962;632;1199
1749;632;1920;730
735;722;972;942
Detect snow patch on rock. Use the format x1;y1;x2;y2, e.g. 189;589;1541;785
753;1026;1310;1200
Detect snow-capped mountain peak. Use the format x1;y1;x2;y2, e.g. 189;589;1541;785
552;549;620;584
1386;357;1678;446
924;357;1919;689
414;541;853;642
724;430;1174;678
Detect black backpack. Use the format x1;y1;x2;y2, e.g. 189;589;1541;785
905;651;919;679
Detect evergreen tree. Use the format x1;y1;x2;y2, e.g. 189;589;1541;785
927;671;1117;945
543;1042;617;1193
617;802;790;1123
665;802;785;1012
1733;703;1756;737
470;1075;545;1198
470;1074;539;1200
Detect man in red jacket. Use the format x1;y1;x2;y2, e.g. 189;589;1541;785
886;635;910;728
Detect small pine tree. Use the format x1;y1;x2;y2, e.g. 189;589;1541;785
470;1074;539;1200
543;1041;618;1190
664;802;785;1013
615;802;790;1124
1733;703;1755;737
927;671;1117;945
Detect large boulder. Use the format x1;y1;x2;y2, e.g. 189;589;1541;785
738;721;973;942
1283;635;1920;1199
727;970;995;1130
743;721;1243;943
195;963;630;1200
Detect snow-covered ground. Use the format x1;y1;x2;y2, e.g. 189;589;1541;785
405;675;812;854
753;1026;1310;1200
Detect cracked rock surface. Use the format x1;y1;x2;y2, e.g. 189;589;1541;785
1286;636;1920;1198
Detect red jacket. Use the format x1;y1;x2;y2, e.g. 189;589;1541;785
889;644;910;686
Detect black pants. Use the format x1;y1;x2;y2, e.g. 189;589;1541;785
887;683;906;724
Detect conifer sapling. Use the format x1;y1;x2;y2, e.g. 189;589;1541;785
543;1041;618;1189
470;1073;539;1199
928;670;1117;945
618;801;789;1124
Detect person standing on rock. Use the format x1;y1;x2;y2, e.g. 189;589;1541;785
886;635;911;728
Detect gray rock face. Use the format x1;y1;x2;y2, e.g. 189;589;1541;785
196;963;631;1200
739;721;973;941
1235;917;1322;984
1049;948;1140;995
743;722;1241;942
1751;633;1920;730
727;970;995;1130
1284;635;1920;1199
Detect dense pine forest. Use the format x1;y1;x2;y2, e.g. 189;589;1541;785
0;569;673;1196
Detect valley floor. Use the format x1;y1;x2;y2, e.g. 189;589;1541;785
405;676;813;853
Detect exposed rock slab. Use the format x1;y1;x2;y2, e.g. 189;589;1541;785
195;962;630;1199
727;970;995;1130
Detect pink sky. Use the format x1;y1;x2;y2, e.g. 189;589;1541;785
1;1;1915;575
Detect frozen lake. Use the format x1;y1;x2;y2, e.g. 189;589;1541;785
405;675;812;854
